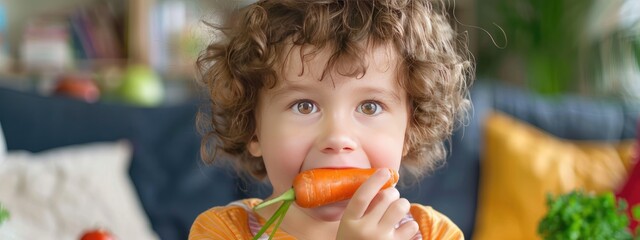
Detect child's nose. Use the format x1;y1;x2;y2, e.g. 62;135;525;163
317;115;358;154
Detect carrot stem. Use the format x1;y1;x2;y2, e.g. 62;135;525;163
252;199;291;240
254;188;295;211
268;200;292;240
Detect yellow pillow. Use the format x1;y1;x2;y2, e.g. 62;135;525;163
473;112;636;240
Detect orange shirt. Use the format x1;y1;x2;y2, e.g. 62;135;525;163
189;199;464;240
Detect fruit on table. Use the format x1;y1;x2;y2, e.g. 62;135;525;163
53;75;100;103
116;65;164;106
79;229;115;240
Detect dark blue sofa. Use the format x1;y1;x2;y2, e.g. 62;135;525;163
0;82;637;239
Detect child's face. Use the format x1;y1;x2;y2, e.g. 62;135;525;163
248;44;408;221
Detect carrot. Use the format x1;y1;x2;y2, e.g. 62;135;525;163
294;168;399;208
252;168;399;239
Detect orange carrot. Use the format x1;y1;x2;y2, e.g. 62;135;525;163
252;168;399;239
294;168;399;208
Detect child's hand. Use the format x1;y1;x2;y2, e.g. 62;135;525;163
336;169;419;240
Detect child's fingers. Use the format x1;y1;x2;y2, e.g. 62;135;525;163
378;197;411;229
394;220;420;239
342;169;391;220
364;187;400;220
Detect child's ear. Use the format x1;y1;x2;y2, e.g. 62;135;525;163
248;136;262;157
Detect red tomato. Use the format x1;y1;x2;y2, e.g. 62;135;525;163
80;229;115;240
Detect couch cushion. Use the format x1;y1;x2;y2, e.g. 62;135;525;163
473;111;636;240
0;141;158;239
491;83;636;140
0;87;241;240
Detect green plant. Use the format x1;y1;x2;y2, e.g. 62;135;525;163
477;0;593;95
538;190;638;240
0;203;9;225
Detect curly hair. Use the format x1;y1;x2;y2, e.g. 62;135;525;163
197;0;473;182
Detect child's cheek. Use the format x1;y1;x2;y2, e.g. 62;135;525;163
365;142;403;170
261;132;312;193
361;127;405;171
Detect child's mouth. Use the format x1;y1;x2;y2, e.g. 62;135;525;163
309;166;360;170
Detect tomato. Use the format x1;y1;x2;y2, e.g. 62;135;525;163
79;229;115;240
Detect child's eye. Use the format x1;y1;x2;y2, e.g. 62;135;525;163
291;100;319;114
357;101;383;115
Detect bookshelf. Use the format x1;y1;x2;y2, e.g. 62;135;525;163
1;0;478;73
0;0;213;105
0;0;476;105
1;0;208;79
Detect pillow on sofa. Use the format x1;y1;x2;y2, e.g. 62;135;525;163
473;111;636;240
0;141;158;240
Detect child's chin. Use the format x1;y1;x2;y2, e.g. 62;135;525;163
304;200;350;222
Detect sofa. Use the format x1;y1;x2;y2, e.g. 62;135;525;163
0;81;637;239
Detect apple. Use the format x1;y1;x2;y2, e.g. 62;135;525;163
53;74;100;103
116;65;164;106
79;229;115;240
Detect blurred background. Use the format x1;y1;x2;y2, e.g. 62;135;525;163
474;0;640;101
0;0;638;102
0;0;638;240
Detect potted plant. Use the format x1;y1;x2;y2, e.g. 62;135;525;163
538;190;640;240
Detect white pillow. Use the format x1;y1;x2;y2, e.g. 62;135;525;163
0;141;158;240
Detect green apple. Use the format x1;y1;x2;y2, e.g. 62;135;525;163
117;65;164;106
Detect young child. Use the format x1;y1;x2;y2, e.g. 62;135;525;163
190;0;472;239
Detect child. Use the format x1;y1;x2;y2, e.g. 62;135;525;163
191;0;472;239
